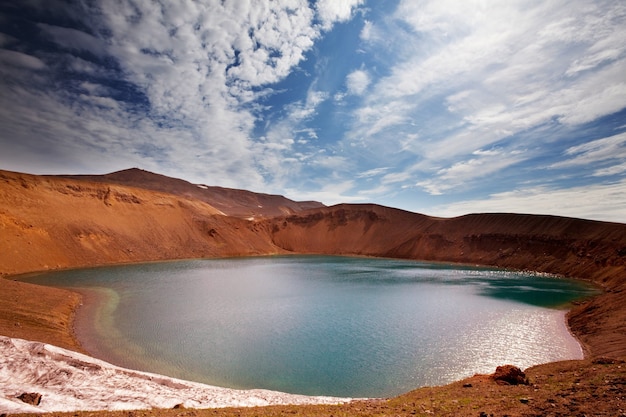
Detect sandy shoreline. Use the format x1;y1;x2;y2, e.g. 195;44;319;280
0;335;355;414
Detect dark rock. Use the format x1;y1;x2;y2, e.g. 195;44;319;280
173;403;185;409
463;383;473;388
17;392;42;406
492;365;529;385
592;357;619;365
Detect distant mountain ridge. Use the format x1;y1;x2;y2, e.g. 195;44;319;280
59;168;325;219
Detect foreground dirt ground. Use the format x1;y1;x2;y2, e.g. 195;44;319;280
11;359;625;416
0;279;84;354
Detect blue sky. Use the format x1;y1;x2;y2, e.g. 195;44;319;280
0;1;625;222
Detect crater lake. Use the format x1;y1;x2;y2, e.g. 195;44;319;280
23;256;598;397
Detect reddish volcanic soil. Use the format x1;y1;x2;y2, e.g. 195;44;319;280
0;170;283;276
1;168;625;416
61;168;325;219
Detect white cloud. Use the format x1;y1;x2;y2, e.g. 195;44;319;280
357;183;395;198
381;171;412;185
428;180;626;223
416;149;525;195
78;94;121;111
316;0;365;30
360;20;373;41
1;0;370;190
88;0;330;188
0;82;160;176
550;132;626;170
296;89;328;119
0;49;46;70
79;81;111;96
257;86;329;186
346;69;370;95
593;162;626;177
311;154;350;171
285;179;362;206
472;148;501;157
357;167;389;178
347;0;626;174
38;23;107;57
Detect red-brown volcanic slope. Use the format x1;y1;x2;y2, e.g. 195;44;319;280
61;168;325;219
1;168;625;416
0;170;285;276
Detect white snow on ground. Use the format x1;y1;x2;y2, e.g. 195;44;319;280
0;336;354;414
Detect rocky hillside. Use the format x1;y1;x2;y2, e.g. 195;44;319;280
61;168;324;219
268;204;626;285
0;170;281;275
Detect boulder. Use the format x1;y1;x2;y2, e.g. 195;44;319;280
492;365;529;385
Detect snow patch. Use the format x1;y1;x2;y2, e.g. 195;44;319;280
0;336;354;414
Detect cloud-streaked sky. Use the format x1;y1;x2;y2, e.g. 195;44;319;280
1;1;625;223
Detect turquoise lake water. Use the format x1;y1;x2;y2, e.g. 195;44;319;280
24;256;597;397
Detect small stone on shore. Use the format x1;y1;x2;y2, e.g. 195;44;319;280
17;392;42;406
